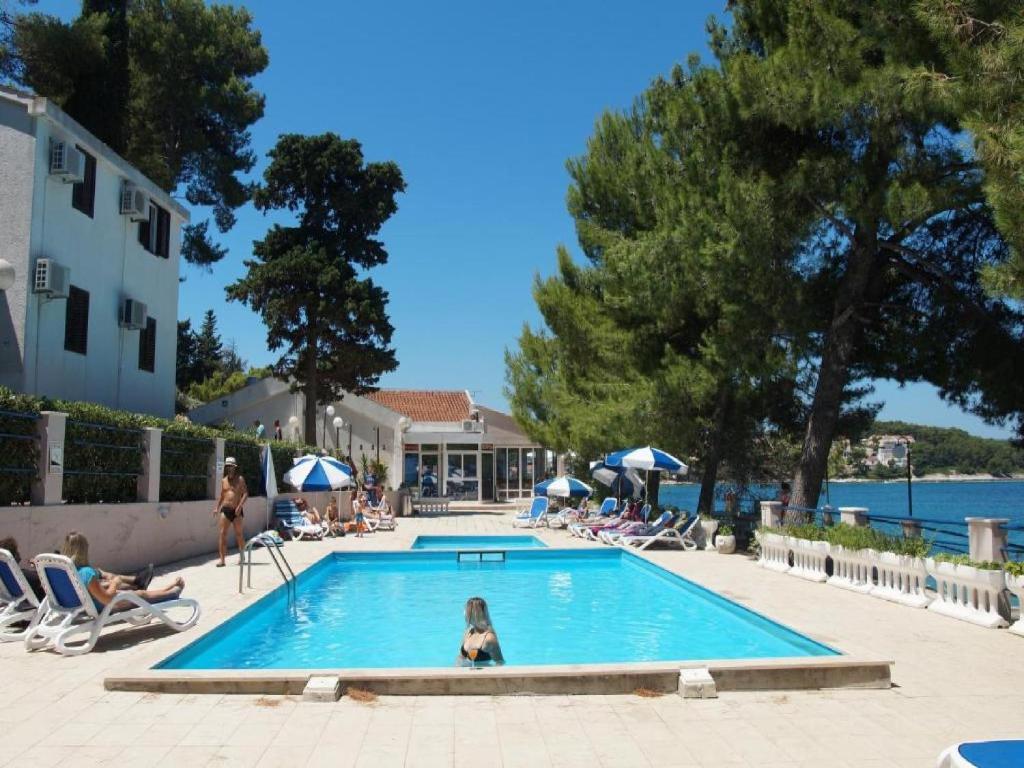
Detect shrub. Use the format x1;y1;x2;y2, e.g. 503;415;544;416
1004;561;1024;577
0;388;41;505
932;552;1003;570
53;399;145;504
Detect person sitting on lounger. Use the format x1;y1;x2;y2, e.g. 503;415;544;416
295;497;321;525
456;596;504;667
60;532;182;611
324;498;345;537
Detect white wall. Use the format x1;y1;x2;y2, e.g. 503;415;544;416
0;92;185;417
0;98;34;389
1;497;268;574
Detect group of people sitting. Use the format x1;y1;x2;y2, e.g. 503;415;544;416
289;490;395;538
1;532;186;611
549;497;699;549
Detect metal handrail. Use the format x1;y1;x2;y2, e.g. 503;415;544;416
239;533;296;601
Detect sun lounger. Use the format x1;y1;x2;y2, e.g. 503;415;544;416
274;499;327;540
26;554;200;656
369;498;397;530
600;510;672;545
0;548;41;642
512;497;549;528
938;740;1024;768
620;513;700;551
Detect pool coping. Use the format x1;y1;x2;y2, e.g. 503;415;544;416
103;545;894;696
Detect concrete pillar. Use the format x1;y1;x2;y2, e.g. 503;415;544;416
31;410;66;506
900;519;922;539
839;507;869;527
760;501;783;528
966;518;1009;563
137;427;162;502
207;437;225;500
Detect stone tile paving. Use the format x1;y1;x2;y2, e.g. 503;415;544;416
1;508;1022;766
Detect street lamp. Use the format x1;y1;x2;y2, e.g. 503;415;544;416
323;405;335;447
903;437;913;518
288;415;299;442
333;416;343;455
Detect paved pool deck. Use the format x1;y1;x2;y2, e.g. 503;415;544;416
2;508;1022;767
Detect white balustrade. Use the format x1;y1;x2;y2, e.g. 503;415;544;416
869;552;930;609
925;559;1008;629
1006;574;1024;637
788;537;829;582
756;531;791;573
826;545;874;594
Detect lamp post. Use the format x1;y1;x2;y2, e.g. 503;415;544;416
333;416;343;455
288;415;299;442
324;405;335;448
904;437;914;518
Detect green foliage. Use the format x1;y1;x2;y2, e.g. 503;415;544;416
227;133;404;440
269;441;316;490
177;309;268;408
766;521;933;557
932;552;1003;570
871;420;1024;478
357;452;389;490
8;0;268;264
718;524;733;536
185;367;270;405
1004;561;1024;577
0;387;40;505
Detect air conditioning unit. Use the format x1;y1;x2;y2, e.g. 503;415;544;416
461;420;481;433
120;298;148;330
49;140;84;183
32;258;70;298
120;182;149;220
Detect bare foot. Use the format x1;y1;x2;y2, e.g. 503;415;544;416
216;561;225;568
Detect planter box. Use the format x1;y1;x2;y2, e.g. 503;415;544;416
756;531;791;574
826;544;874;594
1006;573;1024;637
869;551;930;609
700;519;719;550
788;537;829;583
715;534;736;555
925;559;1008;629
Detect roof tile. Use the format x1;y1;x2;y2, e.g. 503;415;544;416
363;390;472;422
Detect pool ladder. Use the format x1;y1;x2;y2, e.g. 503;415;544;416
240;533;297;601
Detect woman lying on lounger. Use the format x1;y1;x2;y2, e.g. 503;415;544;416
60;532;185;611
456;597;504;667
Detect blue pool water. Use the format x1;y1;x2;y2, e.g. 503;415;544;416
158;549;836;670
411;535;545;550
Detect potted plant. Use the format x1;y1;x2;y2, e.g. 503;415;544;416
925;553;1008;628
715;524;736;554
1005;561;1024;636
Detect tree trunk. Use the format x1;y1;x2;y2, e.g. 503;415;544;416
303;351;318;445
791;241;878;509
697;387;731;514
647;471;661;510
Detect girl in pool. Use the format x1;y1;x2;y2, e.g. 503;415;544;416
457;596;504;667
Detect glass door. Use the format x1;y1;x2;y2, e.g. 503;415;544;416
481;452;494;501
445;452;480;500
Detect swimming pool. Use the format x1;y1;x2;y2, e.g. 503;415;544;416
158;549;836;670
411;535;545;550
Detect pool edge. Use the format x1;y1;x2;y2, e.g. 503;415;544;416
106;655;893;696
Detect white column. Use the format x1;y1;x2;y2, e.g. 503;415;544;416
900;519;922;538
966;518;1009;563
207;437;225;500
839;507;869;527
760;501;783;527
31;410;66;506
137;427;161;502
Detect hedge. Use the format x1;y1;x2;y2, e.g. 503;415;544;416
0;386;319;506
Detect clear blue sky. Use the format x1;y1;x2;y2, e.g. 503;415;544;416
38;1;1015;439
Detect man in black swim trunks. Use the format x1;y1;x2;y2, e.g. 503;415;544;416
214;456;248;567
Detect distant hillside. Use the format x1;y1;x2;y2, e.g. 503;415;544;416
870;420;1024;478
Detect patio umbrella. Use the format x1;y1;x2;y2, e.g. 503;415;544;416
590;463;644;499
605;446;688;504
284;454;355;514
533;475;593;498
260;444;278;532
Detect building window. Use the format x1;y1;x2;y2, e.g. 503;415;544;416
71;146;96;218
138;203;171;258
138;317;156;372
63;286;89;355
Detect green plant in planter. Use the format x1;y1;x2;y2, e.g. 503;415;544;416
783;523;828;542
892;535;932;559
932;552;1003;569
1004;561;1024;577
718;524;733;536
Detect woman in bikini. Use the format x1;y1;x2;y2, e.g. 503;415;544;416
456;597;504;667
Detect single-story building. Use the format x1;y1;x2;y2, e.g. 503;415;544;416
187;379;553;501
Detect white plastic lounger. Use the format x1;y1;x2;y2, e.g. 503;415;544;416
938;740;1024;768
369;498;397;530
274;499;327;540
512;497;549;528
26;554;200;656
0;548;41;642
600;509;670;545
620;514;701;551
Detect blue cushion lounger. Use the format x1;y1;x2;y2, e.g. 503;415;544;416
512;497;549;528
274;498;327;540
620;513;701;551
25;553;200;656
0;548;42;641
599;509;672;545
938;741;1024;768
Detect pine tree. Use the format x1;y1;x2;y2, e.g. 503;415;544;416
193;309;223;383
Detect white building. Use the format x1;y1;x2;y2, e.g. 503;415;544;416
0;87;188;417
188;379;551;501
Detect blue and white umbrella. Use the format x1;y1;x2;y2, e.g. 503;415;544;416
534;475;593;498
283;454;355;492
590;462;644;499
605;446;688;474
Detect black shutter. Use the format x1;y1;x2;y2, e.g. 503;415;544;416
156;207;170;258
139;317;156;372
138;205;154;252
63;286;89;355
71;147;96;218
